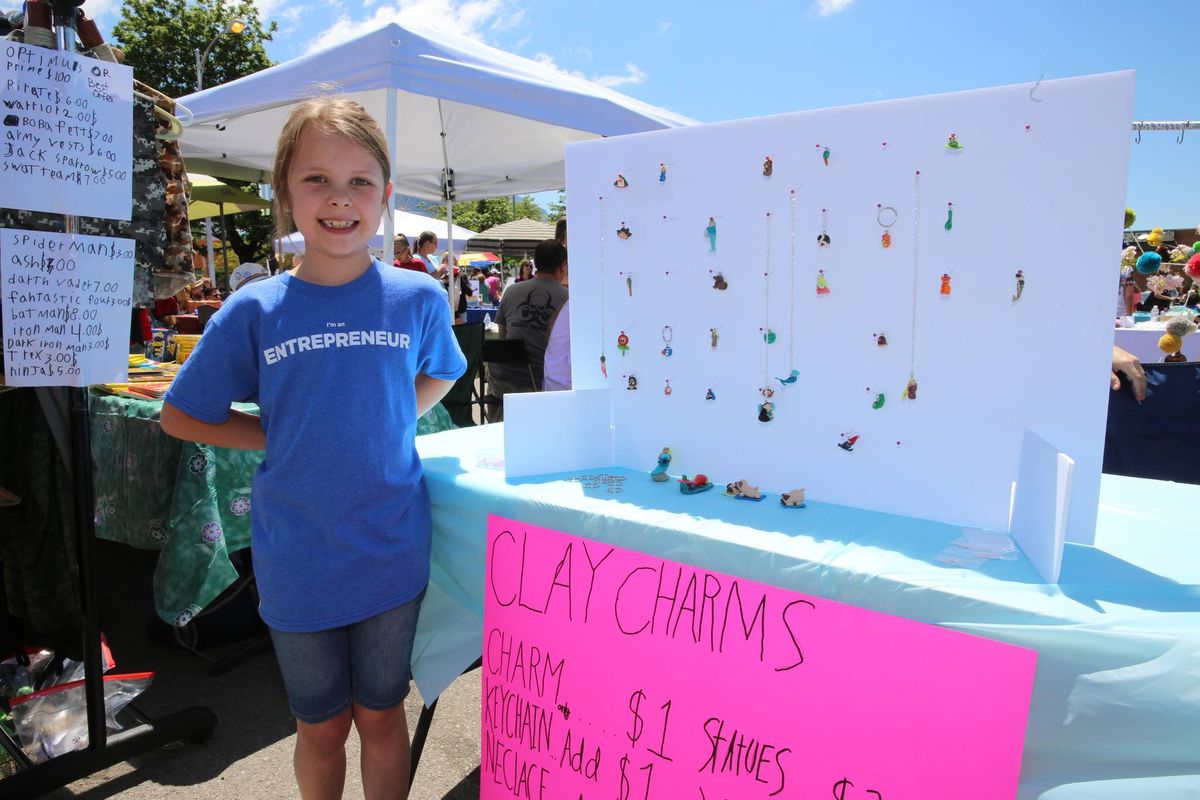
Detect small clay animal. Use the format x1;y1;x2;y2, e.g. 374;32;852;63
725;480;762;499
712;273;728;290
780;488;807;507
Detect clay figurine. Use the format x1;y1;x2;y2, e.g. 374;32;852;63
678;474;715;494
725;479;764;501
650;447;672;482
780;488;807;508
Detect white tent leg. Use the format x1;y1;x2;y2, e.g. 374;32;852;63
438;99;456;318
383;86;397;260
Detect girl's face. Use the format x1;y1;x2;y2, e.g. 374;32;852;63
419;238;438;256
286;126;390;277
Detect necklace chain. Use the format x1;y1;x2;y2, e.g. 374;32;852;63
764;211;772;387
789;192;797;369
909;172;921;377
599;197;607;370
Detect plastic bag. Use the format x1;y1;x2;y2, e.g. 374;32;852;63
8;672;154;763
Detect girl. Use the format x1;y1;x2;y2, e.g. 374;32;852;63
161;97;466;799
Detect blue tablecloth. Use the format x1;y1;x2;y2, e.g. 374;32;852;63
412;423;1200;799
464;305;497;324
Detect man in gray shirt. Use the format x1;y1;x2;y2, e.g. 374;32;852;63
487;240;568;417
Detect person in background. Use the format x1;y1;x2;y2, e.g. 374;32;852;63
160;97;466;800
1112;345;1146;403
487;240;568;419
469;267;488;304
392;233;426;274
543;217;571;389
1117;266;1138;322
485;269;501;304
542;299;571;391
415;231;447;279
515;260;534;283
201;286;222;301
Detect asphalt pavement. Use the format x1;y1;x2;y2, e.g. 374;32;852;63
33;541;481;799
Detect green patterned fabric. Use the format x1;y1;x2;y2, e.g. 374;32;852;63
89;392;455;625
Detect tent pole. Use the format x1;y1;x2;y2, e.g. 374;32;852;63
204;217;215;282
437;98;456;317
384;87;397;260
219;203;229;287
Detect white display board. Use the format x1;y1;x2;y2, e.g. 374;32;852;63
3;228;136;386
549;72;1134;545
1;42;133;220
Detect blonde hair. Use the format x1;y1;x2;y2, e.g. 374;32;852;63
271;97;391;241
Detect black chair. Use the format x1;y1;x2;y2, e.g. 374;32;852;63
441;323;484;427
195;304;218;332
480;339;538;422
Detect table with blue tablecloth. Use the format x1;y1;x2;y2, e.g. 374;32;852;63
411;423;1200;800
464;305;498;325
89;392;453;627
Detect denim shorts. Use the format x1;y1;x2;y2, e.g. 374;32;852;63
267;590;425;724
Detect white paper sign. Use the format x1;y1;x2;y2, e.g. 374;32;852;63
1;43;133;219
559;71;1135;546
3;228;135;386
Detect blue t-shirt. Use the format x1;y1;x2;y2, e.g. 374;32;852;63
164;260;466;632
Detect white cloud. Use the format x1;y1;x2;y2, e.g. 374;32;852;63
281;5;309;23
593;63;646;89
657;21;671;34
532;53;646;89
82;0;122;27
533;52;585;80
303;0;514;54
812;0;854;16
254;0;289;19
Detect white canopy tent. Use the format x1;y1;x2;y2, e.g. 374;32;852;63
176;21;694;306
278;209;477;255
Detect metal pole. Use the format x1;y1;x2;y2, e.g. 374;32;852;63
51;0;105;754
219;203;229;287
437;99;457;317
384;87;397;258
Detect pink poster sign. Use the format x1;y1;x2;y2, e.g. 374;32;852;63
481;515;1037;800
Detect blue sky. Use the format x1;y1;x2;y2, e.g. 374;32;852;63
95;0;1200;229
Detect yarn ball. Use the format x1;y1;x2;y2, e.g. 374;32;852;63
1124;208;1136;229
1193;241;1200;253
1187;252;1200;278
1146;227;1165;248
1165;317;1197;337
1158;333;1183;355
1136;252;1162;274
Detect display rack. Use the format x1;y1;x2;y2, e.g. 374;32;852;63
0;2;216;795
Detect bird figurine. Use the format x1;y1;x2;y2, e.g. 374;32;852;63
777;369;800;386
650;448;672;482
1012;270;1025;303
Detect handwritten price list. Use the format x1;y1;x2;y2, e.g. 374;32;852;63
1;42;133;220
482;516;1037;800
3;228;135;387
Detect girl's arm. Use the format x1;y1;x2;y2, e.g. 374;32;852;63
161;402;266;451
416;374;457;417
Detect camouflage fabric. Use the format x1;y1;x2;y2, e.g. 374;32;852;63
0;95;162;307
90;394;457;625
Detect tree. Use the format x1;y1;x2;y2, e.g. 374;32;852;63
417;195;546;234
111;0;276;100
112;0;278;272
546;191;566;222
